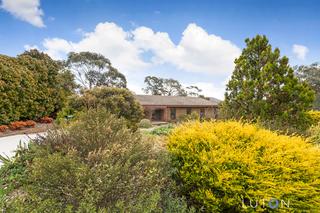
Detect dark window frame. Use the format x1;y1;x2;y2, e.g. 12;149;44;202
170;108;176;120
187;108;192;115
200;108;205;119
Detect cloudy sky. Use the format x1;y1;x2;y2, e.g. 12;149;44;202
1;0;320;99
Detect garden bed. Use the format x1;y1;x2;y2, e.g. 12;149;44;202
0;123;53;138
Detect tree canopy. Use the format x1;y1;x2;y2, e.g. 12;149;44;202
143;76;203;97
66;51;127;89
69;86;143;128
223;35;314;131
295;63;320;109
0;49;72;124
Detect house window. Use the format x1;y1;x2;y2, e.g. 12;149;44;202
200;108;205;119
187;108;192;115
170;108;176;120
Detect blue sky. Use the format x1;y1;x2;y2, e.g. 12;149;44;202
1;0;320;98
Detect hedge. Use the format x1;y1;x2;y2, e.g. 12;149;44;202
168;121;320;212
0;50;65;124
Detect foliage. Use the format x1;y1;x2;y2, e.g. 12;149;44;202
223;35;314;132
178;111;200;122
143;76;203;97
307;122;320;145
56;105;78;125
25;120;36;128
0;50;72;124
39;116;54;124
69;86;144;128
5;120;36;131
139;118;153;128
0;109;192;212
0;125;8;132
66;51;127;89
168;120;320;212
307;110;320;125
295;63;320;109
150;124;174;136
9;121;27;130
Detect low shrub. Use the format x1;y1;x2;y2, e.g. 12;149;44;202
1;109;192;212
55;106;77;125
307;110;320;125
25;120;36;128
0;125;8;132
39;116;53;124
168;121;320;212
139;118;153;128
308;122;320;145
178;111;200;122
68;87;144;129
150;124;174;136
9;121;26;130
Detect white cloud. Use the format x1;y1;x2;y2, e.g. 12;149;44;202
1;0;45;27
40;22;240;75
292;44;309;60
192;82;226;100
42;38;74;60
133;23;241;75
42;22;149;72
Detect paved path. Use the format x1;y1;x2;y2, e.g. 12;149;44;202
0;133;45;166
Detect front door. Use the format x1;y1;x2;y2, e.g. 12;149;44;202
152;109;163;121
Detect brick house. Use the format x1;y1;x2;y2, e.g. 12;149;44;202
135;95;220;122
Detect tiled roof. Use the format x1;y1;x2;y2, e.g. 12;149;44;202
135;95;219;107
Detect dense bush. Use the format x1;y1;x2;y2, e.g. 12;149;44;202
9;121;26;130
0;109;192;212
0;125;8;132
139;118;153;128
25;120;36;128
168;121;320;212
308;122;320;145
178;112;200;122
69;86;144;128
0;50;71;124
307;110;320;124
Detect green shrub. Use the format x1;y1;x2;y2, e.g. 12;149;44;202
150;124;174;136
0;50;70;124
1;109;192;212
139;118;153;128
178;111;200;122
168;121;320;212
69;86;144;129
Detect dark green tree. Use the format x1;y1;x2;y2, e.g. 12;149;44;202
143;76;165;95
143;76;202;97
66;52;126;89
223;35;315;131
186;86;202;97
295;63;320;109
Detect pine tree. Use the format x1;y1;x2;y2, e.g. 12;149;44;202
223;35;314;131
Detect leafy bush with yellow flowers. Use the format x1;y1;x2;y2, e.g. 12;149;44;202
168;121;320;212
307;110;320;125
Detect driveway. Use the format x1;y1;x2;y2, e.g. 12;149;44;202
0;133;45;166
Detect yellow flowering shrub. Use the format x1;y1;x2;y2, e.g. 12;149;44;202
168;121;320;212
307;110;320;124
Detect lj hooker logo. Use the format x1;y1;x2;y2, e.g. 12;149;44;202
242;198;290;209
